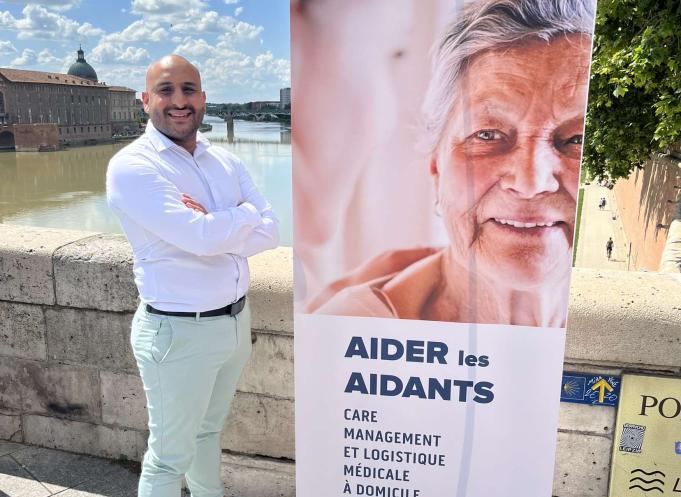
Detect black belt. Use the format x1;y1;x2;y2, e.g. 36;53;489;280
146;296;246;318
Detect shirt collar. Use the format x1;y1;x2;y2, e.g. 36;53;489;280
145;119;210;157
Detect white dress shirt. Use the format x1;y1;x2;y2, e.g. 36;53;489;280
106;121;279;312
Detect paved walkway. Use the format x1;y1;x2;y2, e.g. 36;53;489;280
0;441;139;497
575;183;630;270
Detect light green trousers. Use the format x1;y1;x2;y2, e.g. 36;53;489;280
130;301;252;497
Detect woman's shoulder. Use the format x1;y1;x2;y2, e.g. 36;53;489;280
314;249;445;320
315;275;397;318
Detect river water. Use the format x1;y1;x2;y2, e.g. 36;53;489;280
0;116;292;245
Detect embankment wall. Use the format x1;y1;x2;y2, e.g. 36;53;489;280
1;223;680;497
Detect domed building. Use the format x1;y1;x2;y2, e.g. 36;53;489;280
0;46;139;150
67;46;98;82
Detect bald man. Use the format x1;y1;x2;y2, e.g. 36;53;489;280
106;55;279;497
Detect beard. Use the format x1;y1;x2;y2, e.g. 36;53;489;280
151;104;205;143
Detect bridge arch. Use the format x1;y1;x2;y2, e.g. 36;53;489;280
0;130;15;151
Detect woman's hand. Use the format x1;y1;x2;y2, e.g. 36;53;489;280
181;193;207;214
306;247;439;312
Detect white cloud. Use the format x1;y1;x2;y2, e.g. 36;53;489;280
76;22;104;38
168;9;262;41
97;65;146;92
188;46;290;98
174;37;215;58
117;46;150;64
102;20;168;43
131;0;207;16
90;40;150;65
224;0;239;4
37;48;59;64
234;6;243;16
10;48;35;66
0;5;104;41
0;0;81;11
0;40;17;54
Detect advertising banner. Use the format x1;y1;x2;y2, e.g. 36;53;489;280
292;1;597;495
609;374;681;496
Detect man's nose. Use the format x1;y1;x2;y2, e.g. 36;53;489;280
499;138;560;198
170;89;188;108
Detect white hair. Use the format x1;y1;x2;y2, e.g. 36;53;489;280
422;0;596;154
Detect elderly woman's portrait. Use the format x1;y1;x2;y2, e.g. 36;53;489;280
293;0;596;328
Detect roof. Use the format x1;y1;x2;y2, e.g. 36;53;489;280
108;85;136;93
67;60;98;82
0;67;108;88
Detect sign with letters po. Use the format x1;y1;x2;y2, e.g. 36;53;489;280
609;374;681;496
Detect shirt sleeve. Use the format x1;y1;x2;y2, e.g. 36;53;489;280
106;152;262;257
233;157;280;257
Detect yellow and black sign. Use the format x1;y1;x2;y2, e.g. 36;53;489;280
609;374;681;496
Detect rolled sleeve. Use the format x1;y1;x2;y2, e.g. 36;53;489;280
233;158;280;257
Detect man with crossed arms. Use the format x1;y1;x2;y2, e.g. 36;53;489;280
106;55;279;497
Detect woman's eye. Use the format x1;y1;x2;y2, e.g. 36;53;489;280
565;134;583;145
476;130;502;141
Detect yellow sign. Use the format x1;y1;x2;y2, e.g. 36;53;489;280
609;374;681;496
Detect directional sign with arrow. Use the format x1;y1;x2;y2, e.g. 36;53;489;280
561;372;620;407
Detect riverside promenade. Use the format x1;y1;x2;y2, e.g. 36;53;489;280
0;440;138;497
575;183;629;269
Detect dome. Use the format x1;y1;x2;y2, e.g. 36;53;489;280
67;47;98;82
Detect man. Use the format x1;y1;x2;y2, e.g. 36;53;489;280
106;55;279;497
606;237;614;260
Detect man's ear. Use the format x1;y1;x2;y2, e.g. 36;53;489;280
141;91;150;113
202;90;206;106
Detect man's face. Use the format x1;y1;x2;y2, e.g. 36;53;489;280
432;35;591;288
142;58;206;146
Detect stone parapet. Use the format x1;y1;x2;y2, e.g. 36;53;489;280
1;223;679;497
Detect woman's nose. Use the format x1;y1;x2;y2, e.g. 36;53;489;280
498;139;560;198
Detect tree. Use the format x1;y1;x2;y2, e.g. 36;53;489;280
583;0;680;180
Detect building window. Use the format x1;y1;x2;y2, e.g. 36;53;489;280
66;128;69;134
80;126;83;132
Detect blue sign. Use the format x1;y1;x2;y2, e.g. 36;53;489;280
560;372;620;407
675;442;681;455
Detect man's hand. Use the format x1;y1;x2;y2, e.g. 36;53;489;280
306;247;439;312
181;193;207;214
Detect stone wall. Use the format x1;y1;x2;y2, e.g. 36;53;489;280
613;153;681;271
1;223;680;497
11;124;59;152
0;224;294;493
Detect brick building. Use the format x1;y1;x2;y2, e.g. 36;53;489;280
0;48;138;151
109;86;138;135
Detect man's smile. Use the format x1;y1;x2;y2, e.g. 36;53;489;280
167;109;193;119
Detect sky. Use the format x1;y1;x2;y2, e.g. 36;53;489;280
0;0;290;103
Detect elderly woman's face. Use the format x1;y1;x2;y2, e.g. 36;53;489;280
433;35;591;288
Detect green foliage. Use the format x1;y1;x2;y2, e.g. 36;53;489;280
583;0;681;180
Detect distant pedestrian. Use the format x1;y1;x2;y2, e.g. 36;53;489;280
606;237;614;260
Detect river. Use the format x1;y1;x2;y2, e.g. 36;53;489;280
0;116;292;246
